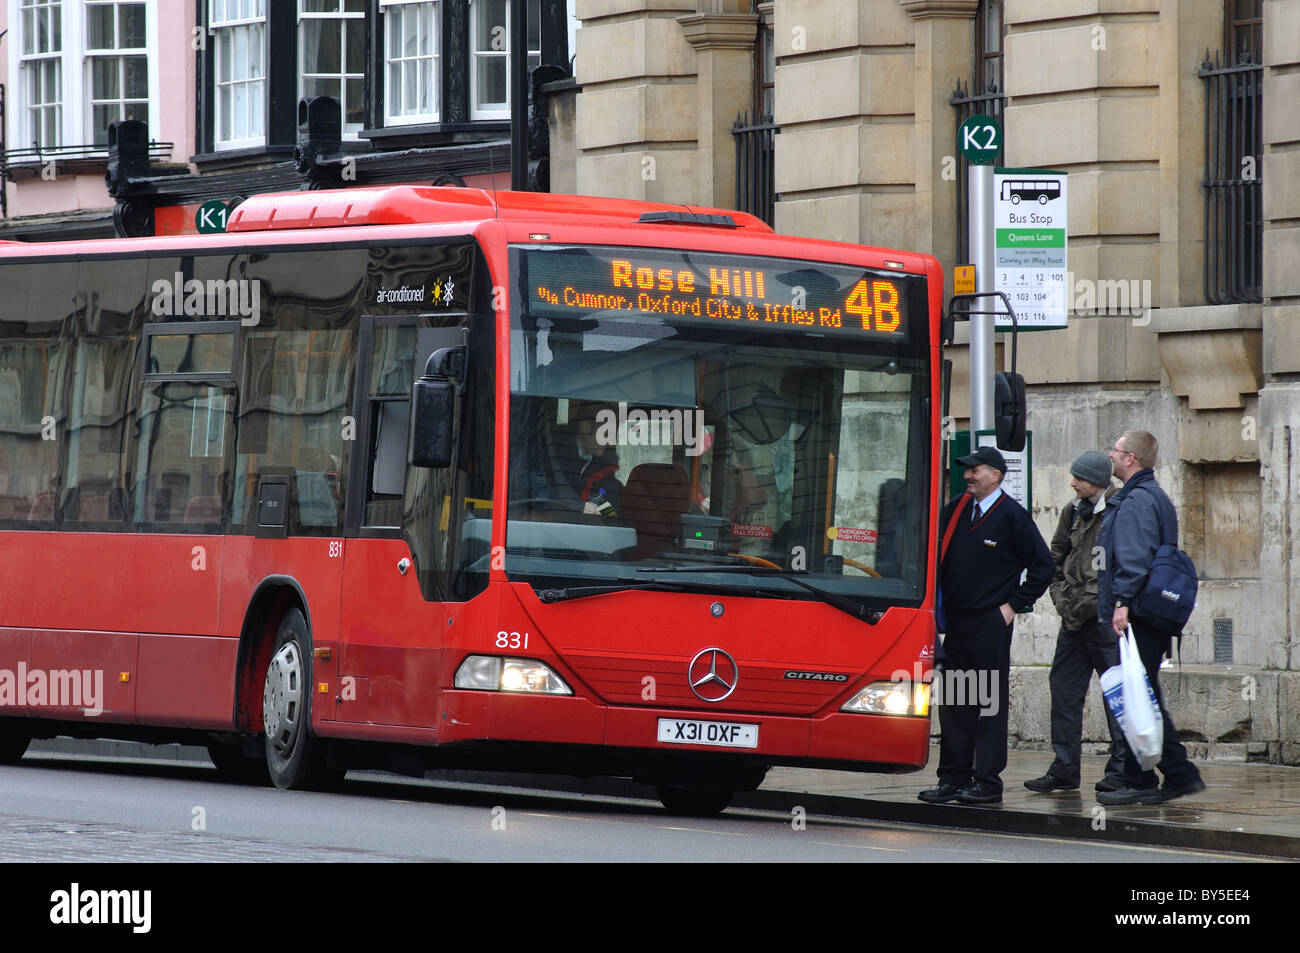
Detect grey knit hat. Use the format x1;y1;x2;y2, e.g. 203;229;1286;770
1070;450;1112;488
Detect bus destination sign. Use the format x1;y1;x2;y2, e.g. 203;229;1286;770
523;246;910;340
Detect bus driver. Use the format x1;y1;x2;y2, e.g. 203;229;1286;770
569;402;624;517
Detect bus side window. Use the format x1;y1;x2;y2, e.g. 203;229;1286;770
230;327;356;534
362;324;416;528
133;382;234;528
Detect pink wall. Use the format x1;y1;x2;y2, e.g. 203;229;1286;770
157;0;197;166
3;0;196;221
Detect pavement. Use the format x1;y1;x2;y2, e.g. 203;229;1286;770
23;739;1300;859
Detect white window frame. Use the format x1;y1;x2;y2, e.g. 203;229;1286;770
381;0;440;126
5;0;160;159
15;0;64;152
210;0;268;152
84;0;151;147
297;0;366;140
469;0;540;121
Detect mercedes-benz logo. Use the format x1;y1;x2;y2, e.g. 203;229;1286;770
687;648;739;703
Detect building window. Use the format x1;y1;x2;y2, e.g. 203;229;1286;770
1225;0;1262;61
733;3;776;226
298;0;366;137
1199;2;1263;303
7;0;157;157
974;0;1003;94
86;1;148;147
17;0;63;150
754;10;773;121
951;0;1007;263
382;0;439;125
470;0;540;120
211;0;266;150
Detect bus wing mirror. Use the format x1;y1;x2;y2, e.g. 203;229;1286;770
409;346;464;469
409;378;456;469
994;371;1027;453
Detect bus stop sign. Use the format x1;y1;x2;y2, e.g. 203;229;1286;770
959;114;1001;165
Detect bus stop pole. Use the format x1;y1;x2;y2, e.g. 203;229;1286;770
968;163;995;432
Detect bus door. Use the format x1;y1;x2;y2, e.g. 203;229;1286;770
130;323;239;725
335;316;457;729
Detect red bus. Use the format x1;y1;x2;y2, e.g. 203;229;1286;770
0;186;942;814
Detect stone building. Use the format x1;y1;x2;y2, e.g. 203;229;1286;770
552;0;1300;761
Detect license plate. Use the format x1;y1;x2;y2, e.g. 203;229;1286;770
657;718;758;749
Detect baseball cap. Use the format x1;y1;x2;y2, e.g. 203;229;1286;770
955;446;1007;473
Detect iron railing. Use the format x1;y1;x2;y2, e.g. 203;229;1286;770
1199;49;1263;304
950;80;1005;264
3;140;175;166
732;111;778;227
0;115;174;223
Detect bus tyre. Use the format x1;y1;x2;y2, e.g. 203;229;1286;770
262;609;337;790
0;722;31;765
656;785;734;817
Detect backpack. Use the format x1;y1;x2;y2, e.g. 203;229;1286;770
1131;485;1198;633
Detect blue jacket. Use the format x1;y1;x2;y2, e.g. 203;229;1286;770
1097;468;1178;624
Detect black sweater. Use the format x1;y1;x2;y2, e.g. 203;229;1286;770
940;492;1055;615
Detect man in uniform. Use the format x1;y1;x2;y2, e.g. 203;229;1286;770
1024;450;1130;794
919;446;1055;805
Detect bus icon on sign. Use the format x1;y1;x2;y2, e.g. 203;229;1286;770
1000;180;1061;205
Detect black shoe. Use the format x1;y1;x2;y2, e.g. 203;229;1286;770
1024;772;1079;793
1160;777;1207;802
1097;786;1163;806
917;783;963;804
955;781;1002;804
1095;777;1125;792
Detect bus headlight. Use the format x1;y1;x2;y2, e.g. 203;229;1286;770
454;655;573;695
840;680;929;716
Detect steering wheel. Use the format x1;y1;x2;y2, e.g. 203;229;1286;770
725;552;784;570
842;557;882;578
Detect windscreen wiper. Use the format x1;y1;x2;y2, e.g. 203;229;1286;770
637;565;885;624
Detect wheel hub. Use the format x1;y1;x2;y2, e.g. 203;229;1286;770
263;642;303;754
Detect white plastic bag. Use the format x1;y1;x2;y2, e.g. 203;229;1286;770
1100;627;1163;771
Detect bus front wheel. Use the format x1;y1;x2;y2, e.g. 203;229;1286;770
262;609;338;790
656;785;734;816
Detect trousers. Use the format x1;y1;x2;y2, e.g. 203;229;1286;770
1117;617;1202;790
936;607;1013;791
1046;624;1130;786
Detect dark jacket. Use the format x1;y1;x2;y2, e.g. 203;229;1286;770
938;491;1055;616
1097;468;1178;624
1048;485;1118;630
573;450;623;509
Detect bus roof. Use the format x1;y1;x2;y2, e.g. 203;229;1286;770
0;185;942;287
226;185;777;235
